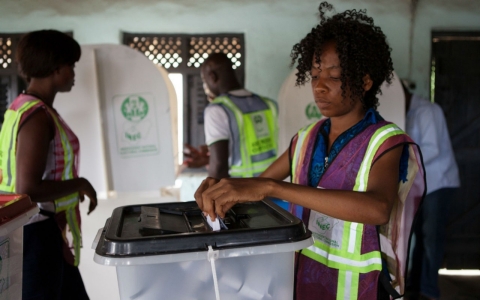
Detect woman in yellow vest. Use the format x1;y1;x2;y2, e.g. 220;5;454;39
195;3;425;300
0;30;97;299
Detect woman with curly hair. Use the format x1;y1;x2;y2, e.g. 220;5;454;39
195;2;425;299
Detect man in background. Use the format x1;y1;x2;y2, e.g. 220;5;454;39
403;80;460;300
184;53;279;179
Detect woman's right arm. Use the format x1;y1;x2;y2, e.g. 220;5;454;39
15;110;97;214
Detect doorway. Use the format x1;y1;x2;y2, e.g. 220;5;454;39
431;31;480;269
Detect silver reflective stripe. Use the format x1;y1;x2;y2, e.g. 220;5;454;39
251;149;276;163
58;125;75;180
347;222;359;254
344;271;353;300
305;244;383;267
261;97;278;123
6;117;19;186
230;158;275;174
56;194;78;208
47;110;76;181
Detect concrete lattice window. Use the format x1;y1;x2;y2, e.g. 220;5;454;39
0;37;14;70
126;36;183;69
187;36;242;69
123;33;245;74
0;33;26;125
0;32;72;125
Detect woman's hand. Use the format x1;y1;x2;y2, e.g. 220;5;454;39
78;178;97;215
194;177;274;220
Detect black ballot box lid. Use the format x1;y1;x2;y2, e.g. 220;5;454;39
95;199;311;258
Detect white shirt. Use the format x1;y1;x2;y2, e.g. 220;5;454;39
406;94;460;194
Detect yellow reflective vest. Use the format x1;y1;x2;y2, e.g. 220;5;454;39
0;95;82;266
210;94;278;177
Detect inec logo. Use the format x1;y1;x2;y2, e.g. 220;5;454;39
251;112;270;138
305;102;322;120
253;115;263;124
121;96;149;122
316;217;331;231
315;215;338;232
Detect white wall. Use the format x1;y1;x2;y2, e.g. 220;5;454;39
2;0;480;100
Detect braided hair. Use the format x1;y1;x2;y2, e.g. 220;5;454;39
291;2;394;110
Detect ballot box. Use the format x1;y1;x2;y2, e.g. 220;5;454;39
93;199;313;300
0;194;38;300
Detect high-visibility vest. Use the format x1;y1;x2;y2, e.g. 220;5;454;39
0;96;82;266
290;120;424;299
210;94;278;177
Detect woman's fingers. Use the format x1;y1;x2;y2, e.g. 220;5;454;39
194;180;207;210
205;180;243;218
194;177;219;214
196;178;233;220
216;198;237;218
195;177;272;219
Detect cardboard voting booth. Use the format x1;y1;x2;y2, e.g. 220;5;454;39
55;45;176;197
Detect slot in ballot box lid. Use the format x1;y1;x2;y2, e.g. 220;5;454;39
95;199;311;258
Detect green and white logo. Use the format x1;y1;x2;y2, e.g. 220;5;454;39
250;112;270;138
121;96;149;122
113;93;160;157
305;102;322;120
309;213;341;249
316;216;334;232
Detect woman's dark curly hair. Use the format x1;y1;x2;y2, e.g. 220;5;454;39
291;2;394;110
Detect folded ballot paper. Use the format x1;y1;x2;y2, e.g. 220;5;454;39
207;215;221;231
205;214;228;231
